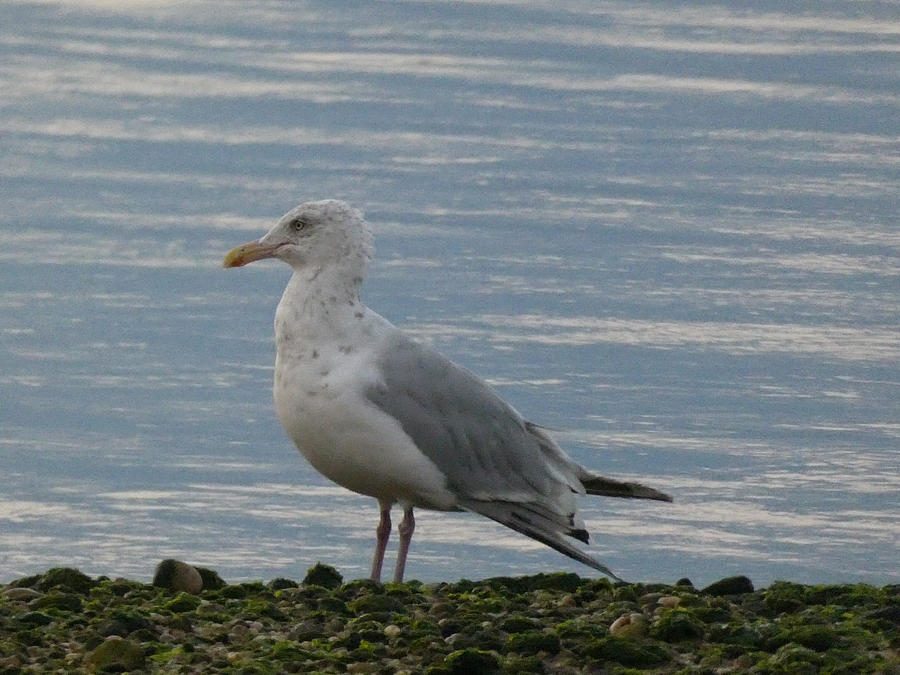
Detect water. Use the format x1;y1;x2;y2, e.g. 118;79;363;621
1;1;897;587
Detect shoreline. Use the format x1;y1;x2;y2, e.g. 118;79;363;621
2;565;897;673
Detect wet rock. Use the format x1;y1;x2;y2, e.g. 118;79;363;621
86;636;145;672
153;559;203;594
702;575;754;596
268;577;298;591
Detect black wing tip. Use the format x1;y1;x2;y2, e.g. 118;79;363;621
569;527;590;544
468;500;624;582
583;475;673;502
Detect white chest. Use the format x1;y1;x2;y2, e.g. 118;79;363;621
271;308;454;510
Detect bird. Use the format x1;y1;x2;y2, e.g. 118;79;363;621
223;199;671;583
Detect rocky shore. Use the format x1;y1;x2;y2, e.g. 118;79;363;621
1;564;897;673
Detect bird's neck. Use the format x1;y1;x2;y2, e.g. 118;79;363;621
275;265;366;349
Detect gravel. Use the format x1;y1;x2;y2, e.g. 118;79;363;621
1;565;897;673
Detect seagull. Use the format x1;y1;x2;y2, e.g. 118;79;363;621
223;200;671;583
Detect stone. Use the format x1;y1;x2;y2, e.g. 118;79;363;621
195;566;227;590
582;636;669;667
85;636;145;671
268;577;299;590
608;612;647;638
701;575;754;596
37;568;94;594
2;587;43;601
153;559;203;594
443;648;501;674
302;562;343;589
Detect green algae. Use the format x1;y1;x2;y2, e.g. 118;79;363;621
0;567;897;673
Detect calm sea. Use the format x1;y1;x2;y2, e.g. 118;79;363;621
1;1;897;587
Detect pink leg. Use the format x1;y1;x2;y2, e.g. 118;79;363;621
370;500;392;582
393;506;415;583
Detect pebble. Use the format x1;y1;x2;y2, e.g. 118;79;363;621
609;612;648;637
444;632;466;645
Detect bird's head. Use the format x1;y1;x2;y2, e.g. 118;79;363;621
223;200;374;273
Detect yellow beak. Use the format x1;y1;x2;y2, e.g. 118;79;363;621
223;240;283;268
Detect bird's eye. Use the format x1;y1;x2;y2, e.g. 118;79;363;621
291;218;308;232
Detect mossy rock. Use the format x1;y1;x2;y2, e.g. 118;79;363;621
764;581;809;614
503;654;545;673
707;620;768;648
702;575;754;596
303;563;343;589
30;591;83;613
194;566;226;590
338;578;382;599
650;608;705;642
7;573;43;589
613;585;639;602
506;630;561;655
580;635;670;667
499;614;541;633
36;568;95;594
530;572;583;593
349;593;406;615
219;582;266;599
318;596;349;613
96;610;154;638
15;611;54;627
163;592;202;613
769;642;823;671
767;624;842;652
86;636;145;671
443;648;501;674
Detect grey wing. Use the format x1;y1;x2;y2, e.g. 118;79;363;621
364;333;623;579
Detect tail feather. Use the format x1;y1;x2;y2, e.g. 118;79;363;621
582;474;673;502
